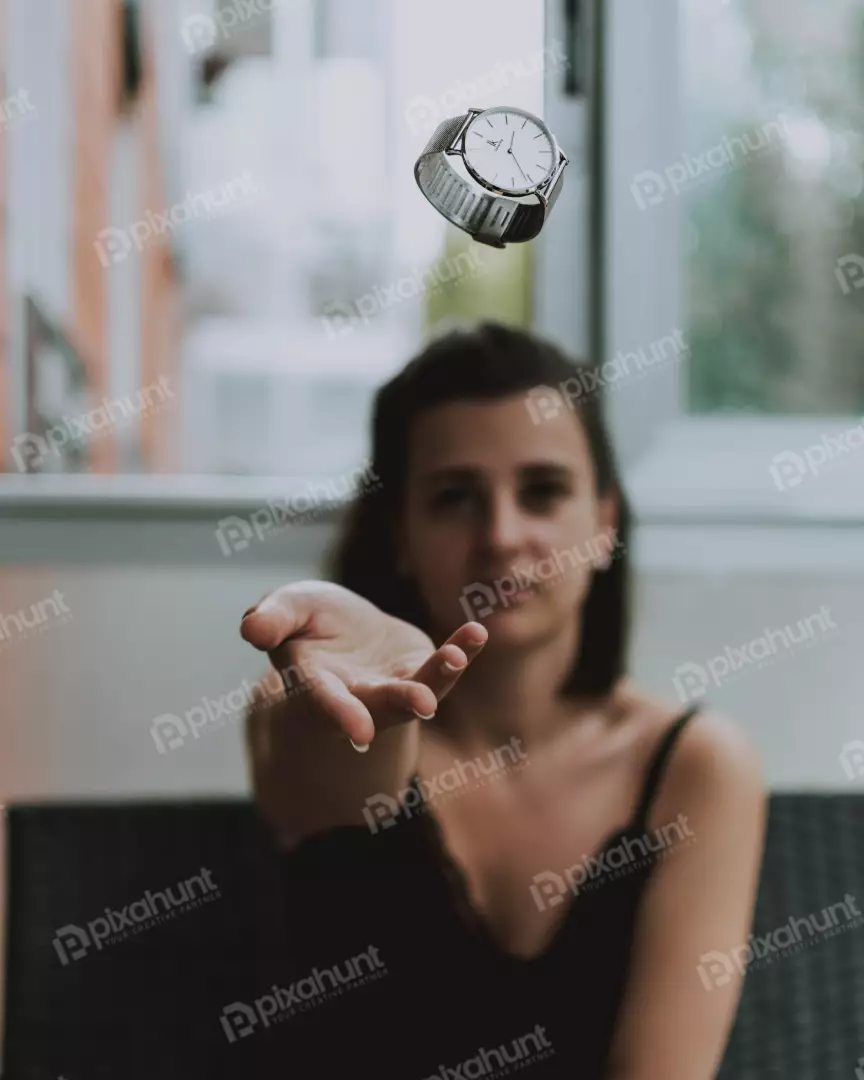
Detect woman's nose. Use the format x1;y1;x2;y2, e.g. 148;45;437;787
481;495;530;552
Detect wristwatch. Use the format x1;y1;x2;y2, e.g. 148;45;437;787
414;105;569;249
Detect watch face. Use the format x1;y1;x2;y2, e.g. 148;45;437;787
462;107;558;195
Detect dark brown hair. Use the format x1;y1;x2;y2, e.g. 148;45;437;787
325;320;631;698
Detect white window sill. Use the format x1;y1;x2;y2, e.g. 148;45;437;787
0;473;342;566
3;417;864;572
0;472;359;517
627;417;864;573
627;416;864;523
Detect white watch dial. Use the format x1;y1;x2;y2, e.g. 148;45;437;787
463;107;557;195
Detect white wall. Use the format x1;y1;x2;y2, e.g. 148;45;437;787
0;512;331;801
631;572;863;788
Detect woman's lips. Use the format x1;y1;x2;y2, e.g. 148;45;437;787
477;580;541;606
507;587;537;604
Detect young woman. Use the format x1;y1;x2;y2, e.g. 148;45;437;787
240;321;766;1079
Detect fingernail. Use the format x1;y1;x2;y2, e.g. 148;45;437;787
442;660;465;674
241;606;258;621
413;708;436;720
349;738;371;753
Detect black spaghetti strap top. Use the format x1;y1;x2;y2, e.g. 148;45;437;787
239;705;701;1079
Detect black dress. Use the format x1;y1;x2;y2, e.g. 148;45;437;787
229;705;701;1079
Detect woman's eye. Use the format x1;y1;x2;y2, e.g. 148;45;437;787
522;481;570;506
431;488;476;510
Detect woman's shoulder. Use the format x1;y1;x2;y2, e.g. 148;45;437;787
615;681;766;819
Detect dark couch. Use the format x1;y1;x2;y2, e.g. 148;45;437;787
2;795;863;1079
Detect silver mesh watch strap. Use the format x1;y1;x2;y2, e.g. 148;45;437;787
415;114;546;247
421;114;470;155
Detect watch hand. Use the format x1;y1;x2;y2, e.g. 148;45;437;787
509;132;515;153
511;153;530;185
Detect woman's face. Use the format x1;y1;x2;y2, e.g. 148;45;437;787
396;392;617;647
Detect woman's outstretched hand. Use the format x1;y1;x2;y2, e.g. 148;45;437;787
240;579;487;749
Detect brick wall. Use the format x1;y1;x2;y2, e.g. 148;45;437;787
71;0;123;472
67;0;178;474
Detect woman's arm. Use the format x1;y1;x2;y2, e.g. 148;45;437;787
245;680;423;846
604;710;767;1080
240;581;487;847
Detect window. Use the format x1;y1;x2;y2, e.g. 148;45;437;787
600;0;864;552
681;0;864;415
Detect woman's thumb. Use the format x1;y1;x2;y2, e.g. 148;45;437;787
240;587;308;650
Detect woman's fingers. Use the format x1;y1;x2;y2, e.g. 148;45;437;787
298;665;377;746
355;623;489;730
351;678;439;726
410;621;488;700
347;623;488;742
239;582;322;651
